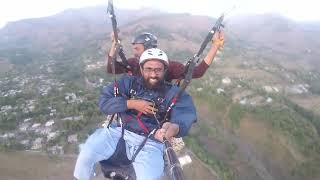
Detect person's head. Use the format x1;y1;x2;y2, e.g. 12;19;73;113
139;48;168;89
132;33;158;58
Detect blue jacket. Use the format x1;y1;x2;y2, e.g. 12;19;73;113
99;75;197;137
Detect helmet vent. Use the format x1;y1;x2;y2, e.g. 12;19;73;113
139;48;169;66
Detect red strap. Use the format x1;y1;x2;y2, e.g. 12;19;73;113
136;112;149;134
172;97;177;104
166;97;177;113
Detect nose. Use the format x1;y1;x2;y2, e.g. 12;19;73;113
148;71;160;79
149;71;158;77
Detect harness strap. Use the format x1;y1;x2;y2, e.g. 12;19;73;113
136;112;150;134
129;78;138;98
119;116;156;163
105;78;171;165
130;129;156;162
113;81;120;97
118;46;133;75
161;97;177;124
106;113;116;128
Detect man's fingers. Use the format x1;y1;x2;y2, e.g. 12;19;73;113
154;128;167;142
136;100;158;114
219;30;225;40
164;123;180;139
147;106;158;112
145;109;158;115
143;104;157;114
160;128;166;134
110;32;115;41
162;122;170;130
140;106;157;115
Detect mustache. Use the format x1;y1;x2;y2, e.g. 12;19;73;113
148;77;160;81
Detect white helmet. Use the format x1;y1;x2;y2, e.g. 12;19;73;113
139;48;169;66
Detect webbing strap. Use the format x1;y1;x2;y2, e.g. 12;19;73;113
160;97;177;124
106;113;116;128
131;129;156;162
113;81;120;97
136;112;150;134
117;115;156;163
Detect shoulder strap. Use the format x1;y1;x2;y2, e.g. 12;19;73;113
129;77;138;98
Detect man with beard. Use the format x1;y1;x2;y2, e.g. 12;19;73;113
74;48;197;180
106;31;225;82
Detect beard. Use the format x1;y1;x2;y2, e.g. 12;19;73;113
143;77;165;90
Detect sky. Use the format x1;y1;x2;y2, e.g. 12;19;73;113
0;0;318;28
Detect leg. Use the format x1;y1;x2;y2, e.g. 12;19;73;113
74;127;121;180
131;140;165;180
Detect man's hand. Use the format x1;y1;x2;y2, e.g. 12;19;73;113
127;99;158;115
212;29;225;49
108;30;120;57
110;28;121;42
154;122;180;142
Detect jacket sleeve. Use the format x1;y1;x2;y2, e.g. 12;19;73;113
169;91;197;137
106;55;126;74
192;60;209;78
168;61;185;80
98;76;131;115
168;60;209;80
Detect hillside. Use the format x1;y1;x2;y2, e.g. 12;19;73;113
1;6;320;180
227;13;320;69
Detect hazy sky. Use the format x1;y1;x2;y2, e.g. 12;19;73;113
0;0;318;28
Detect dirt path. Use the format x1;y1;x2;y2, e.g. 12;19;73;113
0;149;217;180
0;151;76;180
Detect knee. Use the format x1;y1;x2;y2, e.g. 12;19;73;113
74;148;98;180
76;148;97;167
136;168;164;180
134;159;164;180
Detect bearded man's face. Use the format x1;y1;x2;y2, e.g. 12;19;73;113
140;59;166;89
